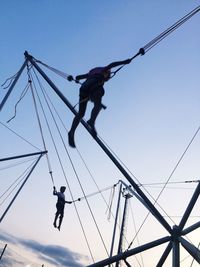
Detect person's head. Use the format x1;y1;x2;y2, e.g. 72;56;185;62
103;69;111;81
60;186;66;193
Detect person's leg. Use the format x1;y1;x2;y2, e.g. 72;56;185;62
87;88;104;136
58;210;64;231
68;99;87;147
53;210;59;228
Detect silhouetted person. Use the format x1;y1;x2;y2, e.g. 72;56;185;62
53;186;72;231
68;58;132;148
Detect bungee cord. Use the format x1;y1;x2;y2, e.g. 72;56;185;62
31;6;200;83
28;66;55;186
30;66;115;261
29;68;95;262
1;5;200;265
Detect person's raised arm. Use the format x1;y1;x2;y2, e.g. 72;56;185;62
53;186;57;195
75;73;88;81
105;58;132;70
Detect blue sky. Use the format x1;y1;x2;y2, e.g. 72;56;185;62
1;1;200;266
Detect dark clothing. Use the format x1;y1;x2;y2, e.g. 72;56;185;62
68;58;132;147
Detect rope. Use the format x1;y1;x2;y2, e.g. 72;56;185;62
0;159;37;206
0;121;41;151
31;67;95;262
6;81;31;123
28;67;55;186
1;70;20;89
34;59;73;80
143;5;200;53
33;6;200;83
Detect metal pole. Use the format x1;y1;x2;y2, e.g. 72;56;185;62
156;241;173;267
179;237;200;264
87;236;171;267
0;59;28;111
109;183;123;264
182;221;200;236
0;151;47;162
116;191;132;267
0;152;46;223
25;51;172;235
0;244;7;260
172;240;180;267
178;182;200;231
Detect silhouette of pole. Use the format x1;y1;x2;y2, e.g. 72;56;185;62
116;191;132;267
0;151;47;162
109;183;122;264
0;244;7;260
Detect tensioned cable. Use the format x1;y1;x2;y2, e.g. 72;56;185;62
30;68;96;262
0;121;41;151
27;66;55;186
0;159;38;206
30;73;129;266
98;134;200;250
129;202;144;267
33;6;200;82
143;5;200;53
0;157;38;172
32;71;111;259
99;136;176;223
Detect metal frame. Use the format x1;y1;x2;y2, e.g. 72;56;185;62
1;51;200;266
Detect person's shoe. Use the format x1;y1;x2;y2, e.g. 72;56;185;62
53;222;57;228
68;132;76;148
87;120;97;137
58;226;61;231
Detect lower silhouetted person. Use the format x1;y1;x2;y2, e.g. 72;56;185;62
53;186;72;231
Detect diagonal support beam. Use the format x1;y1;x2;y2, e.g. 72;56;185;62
0;151;47;162
179;237;200;264
182;221;200;236
178;182;200;231
25;51;172;235
156;241;173;267
0;152;46;223
87;236;171;267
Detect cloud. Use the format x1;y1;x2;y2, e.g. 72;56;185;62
0;231;88;266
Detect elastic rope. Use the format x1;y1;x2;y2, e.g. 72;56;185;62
31;67;95;262
28;68;55;186
32;66;119;220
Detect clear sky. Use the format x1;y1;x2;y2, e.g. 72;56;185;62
0;1;200;266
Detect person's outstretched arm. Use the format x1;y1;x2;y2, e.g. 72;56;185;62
65;200;73;204
53;186;57;196
76;73;88;81
104;58;132;70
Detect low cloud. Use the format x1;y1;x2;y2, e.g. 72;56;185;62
0;231;88;266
